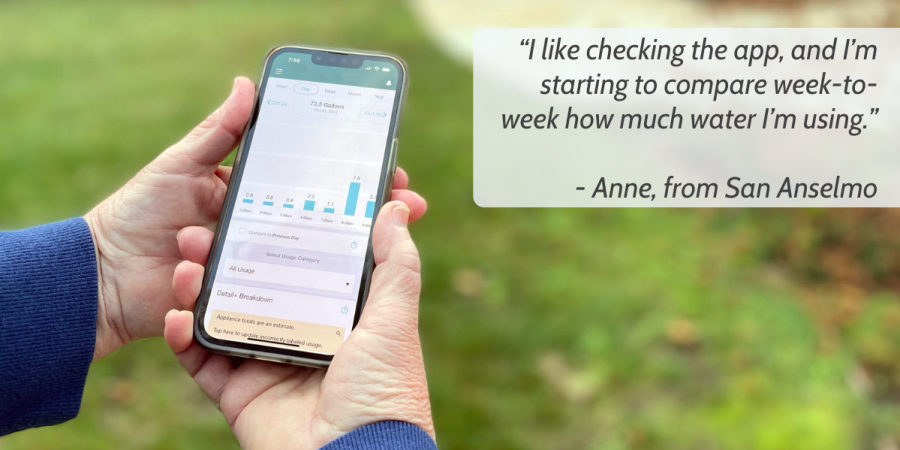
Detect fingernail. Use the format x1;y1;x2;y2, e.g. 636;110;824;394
392;204;409;228
231;77;240;93
166;309;178;320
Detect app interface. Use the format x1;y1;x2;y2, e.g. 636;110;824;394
203;52;399;355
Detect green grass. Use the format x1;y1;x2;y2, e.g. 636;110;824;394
0;1;898;449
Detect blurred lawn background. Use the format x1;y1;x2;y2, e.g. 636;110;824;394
3;1;900;449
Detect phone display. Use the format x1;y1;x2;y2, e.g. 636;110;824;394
194;47;404;364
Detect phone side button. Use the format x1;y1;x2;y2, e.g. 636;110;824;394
382;171;394;204
390;138;398;175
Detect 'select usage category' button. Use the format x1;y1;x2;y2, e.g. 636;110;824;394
223;259;354;294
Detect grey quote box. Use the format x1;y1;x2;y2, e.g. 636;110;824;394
474;28;900;207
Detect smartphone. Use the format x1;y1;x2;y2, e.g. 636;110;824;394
193;46;407;367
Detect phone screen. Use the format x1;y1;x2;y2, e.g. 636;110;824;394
199;49;401;358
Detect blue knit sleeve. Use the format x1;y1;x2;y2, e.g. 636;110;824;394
319;421;437;450
0;218;98;435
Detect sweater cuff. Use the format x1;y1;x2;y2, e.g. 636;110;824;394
319;421;437;450
0;218;98;435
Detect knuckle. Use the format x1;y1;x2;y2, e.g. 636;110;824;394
187;113;221;141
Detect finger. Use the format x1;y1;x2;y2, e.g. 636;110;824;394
371;201;417;267
358;202;421;334
389;189;427;222
172;260;205;310
393;167;409;190
164;309;196;353
165;310;235;406
164;77;255;171
215;166;233;185
177;226;215;264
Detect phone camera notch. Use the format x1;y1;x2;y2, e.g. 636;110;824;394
310;51;364;68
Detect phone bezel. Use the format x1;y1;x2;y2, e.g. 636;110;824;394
192;46;407;367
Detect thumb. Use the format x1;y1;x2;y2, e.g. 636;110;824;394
357;201;421;337
324;202;434;440
159;77;255;173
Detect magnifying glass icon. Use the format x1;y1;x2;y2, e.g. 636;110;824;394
335;330;341;337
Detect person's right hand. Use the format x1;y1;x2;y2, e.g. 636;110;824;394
163;200;434;450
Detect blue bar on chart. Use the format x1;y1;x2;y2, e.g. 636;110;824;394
262;201;274;206
304;200;315;211
365;201;375;219
344;182;360;216
242;198;253;204
283;203;294;209
324;207;335;214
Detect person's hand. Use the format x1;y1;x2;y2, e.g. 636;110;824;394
164;200;433;449
85;77;427;359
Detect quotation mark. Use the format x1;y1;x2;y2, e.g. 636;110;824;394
871;108;880;115
521;38;536;59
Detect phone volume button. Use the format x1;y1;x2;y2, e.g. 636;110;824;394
390;139;398;175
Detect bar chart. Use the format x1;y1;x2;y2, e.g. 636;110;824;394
231;102;388;233
236;176;380;233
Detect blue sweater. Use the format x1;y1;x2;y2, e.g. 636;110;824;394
0;218;436;450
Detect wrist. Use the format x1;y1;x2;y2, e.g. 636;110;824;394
84;207;129;359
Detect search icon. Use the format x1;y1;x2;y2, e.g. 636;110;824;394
335;330;341;336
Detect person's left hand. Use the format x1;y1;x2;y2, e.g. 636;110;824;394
85;77;427;359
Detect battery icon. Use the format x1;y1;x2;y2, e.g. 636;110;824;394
382;67;390;72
